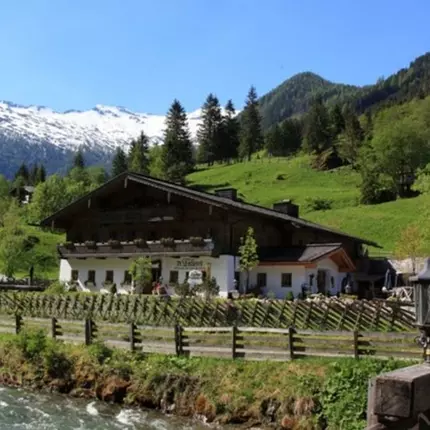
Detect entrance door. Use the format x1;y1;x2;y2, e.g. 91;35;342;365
317;270;327;294
151;259;162;283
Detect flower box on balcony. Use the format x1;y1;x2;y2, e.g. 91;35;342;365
63;241;75;250
189;236;204;247
108;239;121;249
133;238;147;248
85;240;97;249
160;237;175;247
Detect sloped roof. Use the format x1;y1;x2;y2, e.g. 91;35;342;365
39;172;379;247
258;243;343;262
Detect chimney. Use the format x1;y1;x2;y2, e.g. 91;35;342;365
214;188;237;201
273;200;299;217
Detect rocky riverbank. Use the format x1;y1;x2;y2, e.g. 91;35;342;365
0;330;413;429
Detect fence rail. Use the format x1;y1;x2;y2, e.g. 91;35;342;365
1;314;423;362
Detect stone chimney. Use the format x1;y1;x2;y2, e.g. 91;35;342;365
214;188;237;201
272;200;299;217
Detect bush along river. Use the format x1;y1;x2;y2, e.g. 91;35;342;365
0;386;215;430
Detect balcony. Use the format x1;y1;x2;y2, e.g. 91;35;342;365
57;238;215;259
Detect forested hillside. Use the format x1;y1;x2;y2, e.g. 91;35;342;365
259;52;430;130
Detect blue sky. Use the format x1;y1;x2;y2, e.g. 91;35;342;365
0;0;429;114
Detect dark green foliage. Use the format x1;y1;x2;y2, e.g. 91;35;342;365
111;147;128;176
73;150;85;169
266;119;302;156
336;107;364;166
305;197;333;211
320;358;410;430
258;72;360;130
330;103;345;137
128;132;150;174
14;163;30;185
162;99;194;183
222;100;240;161
303;96;332;158
197;93;224;165
12;329;47;362
239;86;264;161
265;124;283;156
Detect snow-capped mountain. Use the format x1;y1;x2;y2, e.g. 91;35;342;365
0;101;204;178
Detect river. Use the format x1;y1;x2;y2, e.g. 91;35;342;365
0;386;216;429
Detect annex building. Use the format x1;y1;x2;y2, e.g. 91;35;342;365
40;172;383;298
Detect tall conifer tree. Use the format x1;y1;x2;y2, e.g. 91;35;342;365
222;100;240;161
197;93;223;165
239;86;263;161
112;147;128;176
73;150;85;169
303;96;332;154
128;132;150;174
161;99;194;184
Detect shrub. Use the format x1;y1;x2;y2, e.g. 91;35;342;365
189;236;204;246
110;283;117;295
320;358;410;429
84;240;97;249
43;341;73;378
87;341;113;364
133;238;147;247
174;281;194;297
304;197;333;212
285;291;294;301
160;237;175;247
12;329;47;362
275;174;285;181
44;281;67;294
196;277;220;299
108;239;121;249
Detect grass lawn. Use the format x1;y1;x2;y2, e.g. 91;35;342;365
188;154;428;254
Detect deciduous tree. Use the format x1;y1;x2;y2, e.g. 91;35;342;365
238;227;259;293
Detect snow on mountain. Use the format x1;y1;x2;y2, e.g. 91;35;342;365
0;101;204;177
0;101;202;151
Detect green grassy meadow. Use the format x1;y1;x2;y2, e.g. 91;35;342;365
189;155;428;254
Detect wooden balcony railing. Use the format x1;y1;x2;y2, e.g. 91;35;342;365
57;238;215;258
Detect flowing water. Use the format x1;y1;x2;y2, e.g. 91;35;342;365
0;386;217;429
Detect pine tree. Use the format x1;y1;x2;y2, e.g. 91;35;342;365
30;164;39;185
36;165;46;184
336;107;364;167
239;86;263;161
265;124;284;156
112;147;128;176
73;150;85;169
330;103;345;138
14;163;30;184
281;118;303;155
303;96;332;155
161;99;194;183
197;93;223;165
127;132;150;174
223;100;240;161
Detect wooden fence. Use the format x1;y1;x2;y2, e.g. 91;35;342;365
0;293;416;332
0;314;424;362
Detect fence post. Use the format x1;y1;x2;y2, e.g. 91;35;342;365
51;317;57;339
353;330;359;359
288;326;295;360
130;322;136;351
15;314;22;335
232;325;237;359
174;324;183;356
85;319;94;345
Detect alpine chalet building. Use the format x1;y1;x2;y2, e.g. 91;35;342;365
40;172;382;298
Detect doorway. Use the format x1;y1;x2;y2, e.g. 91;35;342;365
317;270;327;294
151;259;162;283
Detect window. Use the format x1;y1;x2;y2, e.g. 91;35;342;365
71;270;79;281
257;273;267;288
87;270;96;283
105;270;114;283
185;271;189;281
169;270;179;284
202;271;207;282
123;270;132;284
281;273;292;288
